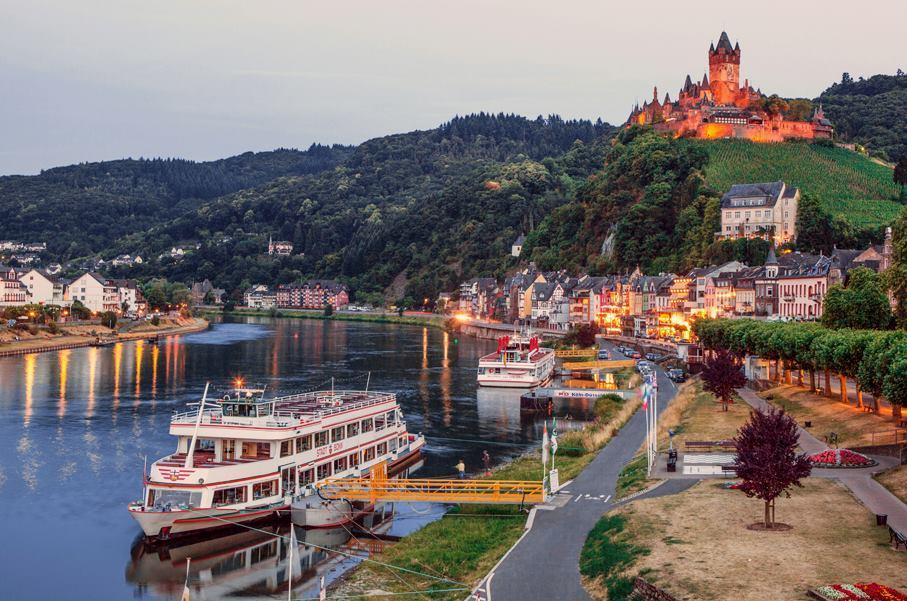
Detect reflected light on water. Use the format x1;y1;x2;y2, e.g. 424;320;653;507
58;349;70;418
112;342;123;414
23;353;36;427
151;343;159;399
134;340;144;400
87;347;98;417
441;331;452;427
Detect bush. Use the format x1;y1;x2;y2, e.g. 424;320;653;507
150;315;160;326
324;303;334;317
99;311;117;329
46;321;60;335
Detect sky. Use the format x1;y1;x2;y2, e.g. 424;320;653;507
1;0;905;175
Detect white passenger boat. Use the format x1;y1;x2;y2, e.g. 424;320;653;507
129;383;424;539
476;335;555;388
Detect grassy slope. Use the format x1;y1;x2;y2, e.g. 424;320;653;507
696;139;901;228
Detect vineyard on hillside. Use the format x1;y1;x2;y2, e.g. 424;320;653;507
695;139;901;228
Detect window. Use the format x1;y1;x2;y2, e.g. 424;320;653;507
280;440;293;458
334;457;348;473
363;446;376;462
252;480;278;499
331;426;345;443
316;463;332;479
377;442;388;456
386;411;396;426
213;486;246;507
348;451;360;467
375;414;386;431
242;441;271;459
734;211;741;218
389;437;398;452
346;422;360;438
298;468;314;485
399;436;407;448
314;431;329;447
296;435;312;453
361;418;373;433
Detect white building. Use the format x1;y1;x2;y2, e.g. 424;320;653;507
718;181;800;245
0;265;28;306
67;273;120;313
511;234;526;258
244;284;277;309
19;269;68;306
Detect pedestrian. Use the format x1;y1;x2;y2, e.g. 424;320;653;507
455;459;466;479
482;450;491;476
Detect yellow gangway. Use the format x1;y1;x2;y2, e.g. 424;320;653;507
317;462;546;505
561;359;636;371
554;348;597;358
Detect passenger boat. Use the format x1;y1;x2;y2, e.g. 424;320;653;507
476;334;555;388
128;383;424;539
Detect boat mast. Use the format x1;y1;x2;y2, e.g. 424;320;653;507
365;371;371;392
184;383;210;469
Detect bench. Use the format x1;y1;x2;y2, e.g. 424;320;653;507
721;465;738;474
890;526;907;550
684;440;736;451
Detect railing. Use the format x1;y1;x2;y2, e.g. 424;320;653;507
561;359;636;370
554;349;597;358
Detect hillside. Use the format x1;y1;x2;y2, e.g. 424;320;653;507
0;145;353;258
696;139;902;230
818;72;907;161
103;114;616;303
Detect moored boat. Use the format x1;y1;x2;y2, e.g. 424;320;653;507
129;382;424;539
477;334;555;388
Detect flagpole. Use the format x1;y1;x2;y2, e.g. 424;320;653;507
287;526;296;601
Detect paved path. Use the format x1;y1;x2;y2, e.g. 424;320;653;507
737;387;907;533
484;349;685;601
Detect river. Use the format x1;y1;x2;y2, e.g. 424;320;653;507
0;316;583;600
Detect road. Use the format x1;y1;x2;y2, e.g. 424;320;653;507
483;343;690;601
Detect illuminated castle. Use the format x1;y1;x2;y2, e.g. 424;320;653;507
627;32;833;142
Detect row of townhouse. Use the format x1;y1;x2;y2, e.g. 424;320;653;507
244;280;350;310
453;229;893;338
0;266;145;314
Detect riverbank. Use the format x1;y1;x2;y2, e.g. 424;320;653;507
200;307;448;330
333;393;642;600
0;316;209;357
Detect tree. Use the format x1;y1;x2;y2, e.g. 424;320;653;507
100;311;118;329
700;349;746;411
821;267;891;329
895;156;907;202
795;193;836;254
323;303;334;317
734;407;812;529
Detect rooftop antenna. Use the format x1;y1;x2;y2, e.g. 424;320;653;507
365;371;371;392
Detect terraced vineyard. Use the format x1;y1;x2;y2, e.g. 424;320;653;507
695;139;901;229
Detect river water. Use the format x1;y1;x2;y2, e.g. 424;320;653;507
0;317;583;600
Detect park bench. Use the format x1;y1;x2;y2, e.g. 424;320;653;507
890;526;907;550
684;440;736;451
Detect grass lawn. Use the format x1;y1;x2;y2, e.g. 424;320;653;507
583;479;907;601
760;385;896;449
876;464;907;505
656;378;750;449
335;394;642;600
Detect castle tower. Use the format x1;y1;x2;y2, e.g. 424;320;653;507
708;31;741;105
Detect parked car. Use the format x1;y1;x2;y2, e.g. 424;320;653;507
668;368;687;383
630;351;642;359
597;349;610;360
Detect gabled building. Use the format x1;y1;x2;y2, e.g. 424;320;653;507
275;280;349;310
68;272;119;313
0;265;28;306
511;234;526;258
718;181;799;245
19;269;68;306
244;285;277;309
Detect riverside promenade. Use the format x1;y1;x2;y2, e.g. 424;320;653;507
480;352;693;601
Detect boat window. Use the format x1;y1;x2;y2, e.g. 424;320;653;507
377;442;388;455
213;485;247;506
211;553;246;576
375;415;386;431
478;367;485;375
346;422;360;438
252;479;278;500
196;438;215;452
399;436;407;448
280;440;293;458
361;418;373;433
386;411;396;426
314;431;329;447
316;463;332;480
363;446;376;462
250;541;278;565
223;440;235;460
242;441;271;459
331;426;345;443
389;437;398;452
146;488;202;510
296;435;312;453
298;468;314;485
348;452;360;467
334;457;348;473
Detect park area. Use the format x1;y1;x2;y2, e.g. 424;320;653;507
586;378;907;600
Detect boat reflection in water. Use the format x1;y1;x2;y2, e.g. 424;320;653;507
127;504;398;600
476;386;596;434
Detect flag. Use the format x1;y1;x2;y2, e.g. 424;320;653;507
550;417;558;456
541;421;549;471
319;575;326;601
181;558;192;601
641;381;650;410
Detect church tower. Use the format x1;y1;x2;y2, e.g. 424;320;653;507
708;31;741;105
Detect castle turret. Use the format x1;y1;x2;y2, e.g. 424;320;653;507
708;31;741;105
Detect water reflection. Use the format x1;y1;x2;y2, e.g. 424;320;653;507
0;317;563;600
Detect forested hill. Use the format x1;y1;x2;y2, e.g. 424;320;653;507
818;72;907;161
99;113;616;303
0;144;353;257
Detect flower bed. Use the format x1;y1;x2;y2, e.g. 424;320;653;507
810;583;907;600
808;449;877;468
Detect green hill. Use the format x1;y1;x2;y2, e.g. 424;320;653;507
696;139;901;229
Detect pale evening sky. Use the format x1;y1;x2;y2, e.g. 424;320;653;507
1;0;905;175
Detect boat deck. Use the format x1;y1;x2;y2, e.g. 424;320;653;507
155;451;270;469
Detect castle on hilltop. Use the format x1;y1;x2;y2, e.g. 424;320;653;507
627;32;833;142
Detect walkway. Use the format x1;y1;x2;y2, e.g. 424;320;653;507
737;387;907;533
484;350;688;601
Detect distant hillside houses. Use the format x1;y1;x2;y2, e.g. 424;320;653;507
0;266;145;315
454;229;893;338
268;236;294;256
0;241;46;253
243;280;350;310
